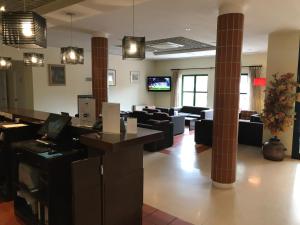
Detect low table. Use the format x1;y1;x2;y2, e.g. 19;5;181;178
185;117;197;131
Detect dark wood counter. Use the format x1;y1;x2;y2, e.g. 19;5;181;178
1;108;164;225
0;108;163;150
80;128;163;152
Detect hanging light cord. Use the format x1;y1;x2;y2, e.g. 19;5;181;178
23;0;26;11
70;13;73;46
132;0;135;36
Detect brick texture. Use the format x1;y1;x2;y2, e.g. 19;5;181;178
212;13;244;184
92;37;108;116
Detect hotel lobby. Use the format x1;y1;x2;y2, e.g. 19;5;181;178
0;0;300;225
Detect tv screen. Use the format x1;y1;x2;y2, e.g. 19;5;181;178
147;76;171;92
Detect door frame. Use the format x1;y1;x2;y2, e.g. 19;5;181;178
0;71;8;109
292;46;300;159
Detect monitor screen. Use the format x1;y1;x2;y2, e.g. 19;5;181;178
38;113;71;140
147;76;171;92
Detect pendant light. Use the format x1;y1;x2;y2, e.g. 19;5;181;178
1;0;47;48
61;13;84;65
24;52;44;67
0;57;12;70
122;0;145;60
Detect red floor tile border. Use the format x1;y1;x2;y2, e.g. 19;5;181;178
161;149;172;155
0;202;193;225
142;204;194;225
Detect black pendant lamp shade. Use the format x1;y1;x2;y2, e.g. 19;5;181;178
122;36;145;60
0;57;12;70
122;0;145;60
24;52;44;66
61;13;84;65
2;11;47;48
61;47;84;64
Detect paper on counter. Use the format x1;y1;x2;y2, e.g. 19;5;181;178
102;102;120;134
2;123;28;128
127;118;138;134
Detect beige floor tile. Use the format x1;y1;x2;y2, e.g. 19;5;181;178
144;143;300;225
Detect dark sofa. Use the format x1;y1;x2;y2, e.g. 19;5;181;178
195;119;263;147
129;111;174;151
156;107;175;116
142;108;185;135
178;106;210;120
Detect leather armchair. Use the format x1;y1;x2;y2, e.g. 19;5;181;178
238;120;263;146
195;120;213;146
129;112;174;151
138;120;174;152
195;119;263;147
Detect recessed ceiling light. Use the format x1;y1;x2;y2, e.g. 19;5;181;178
185;28;192;31
148;42;184;50
0;6;5;11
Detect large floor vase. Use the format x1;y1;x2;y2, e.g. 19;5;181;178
263;138;286;161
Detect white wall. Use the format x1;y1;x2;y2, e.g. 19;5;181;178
152;53;268;108
0;45;156;115
108;55;156;111
264;31;300;155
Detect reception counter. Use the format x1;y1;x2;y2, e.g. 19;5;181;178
0;108;163;225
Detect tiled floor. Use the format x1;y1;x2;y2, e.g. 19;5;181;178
144;129;300;225
0;201;25;225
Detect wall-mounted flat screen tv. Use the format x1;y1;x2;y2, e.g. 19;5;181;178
147;76;172;92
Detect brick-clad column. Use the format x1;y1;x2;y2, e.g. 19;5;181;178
212;12;244;188
92;37;108;116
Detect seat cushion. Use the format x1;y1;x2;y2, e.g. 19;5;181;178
239;110;258;120
179;106;210;115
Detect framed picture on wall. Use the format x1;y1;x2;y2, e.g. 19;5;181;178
48;64;66;86
130;71;140;84
108;69;116;86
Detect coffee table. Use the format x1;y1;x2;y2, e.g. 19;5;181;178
185;117;197;131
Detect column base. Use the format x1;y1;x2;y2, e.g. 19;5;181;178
212;181;235;189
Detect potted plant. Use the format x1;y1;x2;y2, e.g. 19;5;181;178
261;73;298;161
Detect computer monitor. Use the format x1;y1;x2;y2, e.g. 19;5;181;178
38;113;71;141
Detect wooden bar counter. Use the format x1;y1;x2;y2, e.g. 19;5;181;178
0;108;163;225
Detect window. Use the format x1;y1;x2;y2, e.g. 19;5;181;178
240;73;250;110
182;75;208;107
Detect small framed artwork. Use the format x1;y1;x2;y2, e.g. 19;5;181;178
130;71;140;84
108;69;116;86
48;64;66;86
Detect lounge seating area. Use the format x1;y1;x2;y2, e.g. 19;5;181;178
129;107;264;151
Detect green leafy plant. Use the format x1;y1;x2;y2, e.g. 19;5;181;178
262;73;298;137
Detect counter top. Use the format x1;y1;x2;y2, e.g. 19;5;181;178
80;128;163;152
0;108;82;126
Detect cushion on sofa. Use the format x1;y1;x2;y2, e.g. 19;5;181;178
239;110;258;120
156;107;175;116
151;112;171;121
129;111;151;124
179;106;210;115
143;108;161;114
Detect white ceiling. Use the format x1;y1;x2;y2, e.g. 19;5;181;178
42;0;300;59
